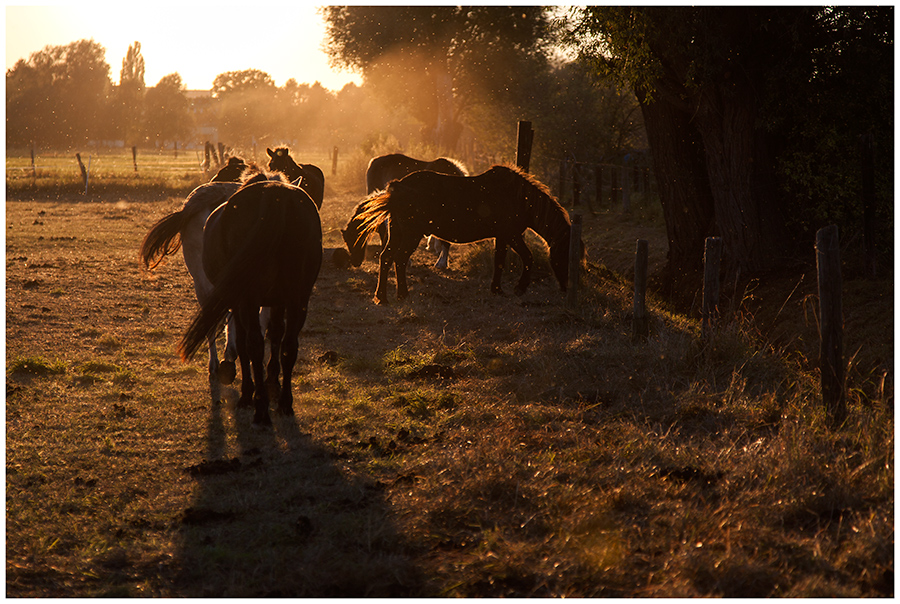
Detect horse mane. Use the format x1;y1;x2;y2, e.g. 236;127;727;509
239;171;287;186
435;157;470;176
499;164;571;246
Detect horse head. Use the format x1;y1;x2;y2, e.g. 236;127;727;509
340;222;366;268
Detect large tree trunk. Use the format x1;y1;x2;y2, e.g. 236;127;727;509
694;81;789;285
637;89;715;309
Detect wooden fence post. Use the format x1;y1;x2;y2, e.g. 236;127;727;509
30;144;36;179
702;236;723;338
132;146;138;172
816;225;847;425
566;213;583;310
516;120;534;172
633;239;649;341
332;146;339;176
217;143;226;165
75;153;89;194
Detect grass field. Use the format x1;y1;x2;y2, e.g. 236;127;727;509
5;151;893;596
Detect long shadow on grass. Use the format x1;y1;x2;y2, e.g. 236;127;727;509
171;390;424;597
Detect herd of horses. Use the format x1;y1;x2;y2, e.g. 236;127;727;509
140;147;579;425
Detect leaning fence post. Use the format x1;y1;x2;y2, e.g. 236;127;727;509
702;236;722;338
567;213;583;310
633;239;649;342
816;225;847;425
75;153;89;194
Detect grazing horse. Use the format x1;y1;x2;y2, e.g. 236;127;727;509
343;153;468;269
354;165;577;304
178;173;323;426
140;159;258;385
266;147;325;209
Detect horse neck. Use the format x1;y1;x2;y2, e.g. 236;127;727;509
527;188;569;247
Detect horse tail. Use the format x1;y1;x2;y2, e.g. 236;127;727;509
355;190;392;244
139;210;187;270
177;203;283;361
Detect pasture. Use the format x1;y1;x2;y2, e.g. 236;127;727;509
6;154;893;596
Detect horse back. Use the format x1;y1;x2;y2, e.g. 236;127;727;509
203;182;322;306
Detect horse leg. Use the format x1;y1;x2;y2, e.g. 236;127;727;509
239;303;271;426
374;238;395;305
277;304;307;416
234;311;255;409
509;235;534;296
428;236;451;269
435;240;451;270
216;312;238;385
491;238;510;294
394;235;422;300
265;306;285;400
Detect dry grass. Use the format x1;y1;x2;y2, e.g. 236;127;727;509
5;162;893;596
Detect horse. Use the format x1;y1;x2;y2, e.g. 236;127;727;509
210;156;251;182
354;165;577;304
266;147;325;209
139;159;259;385
178;173;323;426
343;153;468;269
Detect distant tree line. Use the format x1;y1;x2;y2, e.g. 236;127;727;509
5;30;646;173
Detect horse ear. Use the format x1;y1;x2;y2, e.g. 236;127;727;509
267;148;275;158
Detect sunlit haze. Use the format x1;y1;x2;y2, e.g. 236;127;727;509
5;4;363;91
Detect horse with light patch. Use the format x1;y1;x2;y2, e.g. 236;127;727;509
140;174;250;386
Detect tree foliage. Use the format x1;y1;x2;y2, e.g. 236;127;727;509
144;73;192;147
321;6;555;152
566;7;892;298
7;39;112;147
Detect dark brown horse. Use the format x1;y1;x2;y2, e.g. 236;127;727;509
266;147;325;209
354;165;577;304
179;173;323;425
210;156;251;182
342;153;468;268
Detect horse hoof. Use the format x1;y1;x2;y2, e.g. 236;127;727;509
278;404;294;417
374;295;388;305
217;360;237;385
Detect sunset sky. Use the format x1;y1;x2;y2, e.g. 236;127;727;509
5;4;364;91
